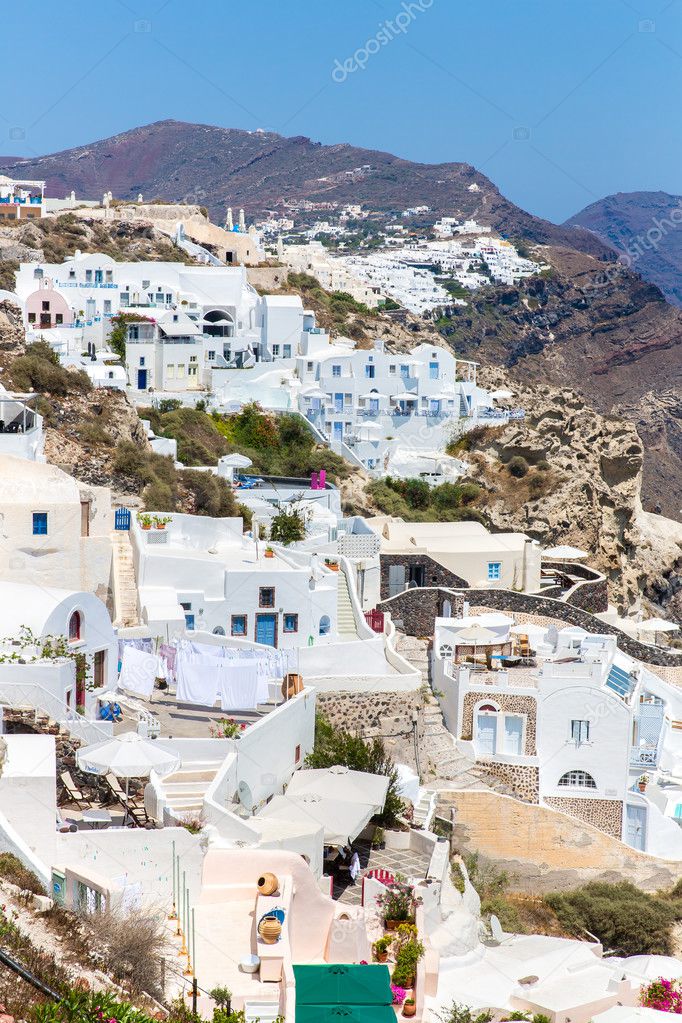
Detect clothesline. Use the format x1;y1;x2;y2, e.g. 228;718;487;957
116;637;299;712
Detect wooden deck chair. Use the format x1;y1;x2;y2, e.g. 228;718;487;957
60;771;92;810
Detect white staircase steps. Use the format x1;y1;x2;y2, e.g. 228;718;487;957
156;759;224;816
336;567;358;637
112;531;140;628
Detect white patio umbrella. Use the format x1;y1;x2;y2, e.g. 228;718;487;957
637;617;679;645
221;453;253;469
357;422;383;440
455;624;499;662
77;732;181;815
286;764;389;809
542;544;589;560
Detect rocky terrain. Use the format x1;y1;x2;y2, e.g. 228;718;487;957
566;190;682;307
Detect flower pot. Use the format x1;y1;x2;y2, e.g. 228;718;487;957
385;919;400;931
376;950;388;963
638;783;647;792
141;524;151;530
258;915;282;944
403;1001;416;1018
264;550;274;559
155;524;166;530
257;872;279;896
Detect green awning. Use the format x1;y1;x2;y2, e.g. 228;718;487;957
295;1005;396;1023
294;963;394;1020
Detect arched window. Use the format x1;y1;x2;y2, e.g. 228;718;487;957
213;626;226;636
558;770;596;789
478;704;498;713
319;615;331;637
68;611;82;643
439;643;453;658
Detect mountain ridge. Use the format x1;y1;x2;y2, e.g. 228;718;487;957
566;190;682;306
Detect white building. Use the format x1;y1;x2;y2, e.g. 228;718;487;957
433;615;682;859
129;511;340;647
0;386;45;461
0;455;114;603
0;175;45;221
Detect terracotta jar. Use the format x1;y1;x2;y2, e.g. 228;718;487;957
403;1000;416;1018
281;673;304;699
257;872;279;896
258;915;282;944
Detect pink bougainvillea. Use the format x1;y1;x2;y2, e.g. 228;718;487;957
641;978;682;1013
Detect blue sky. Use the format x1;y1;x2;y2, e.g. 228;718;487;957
3;0;681;222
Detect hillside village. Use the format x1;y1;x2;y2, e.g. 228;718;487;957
0;176;680;1023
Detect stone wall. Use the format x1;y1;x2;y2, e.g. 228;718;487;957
477;760;539;802
315;690;423;772
440;789;682;892
377;588;465;637
379;554;469;602
544;795;623;840
543;560;609;614
461;692;537;755
380;586;682;667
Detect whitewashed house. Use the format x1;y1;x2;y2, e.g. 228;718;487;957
0;387;45;461
129;511;340;647
433;616;682;859
0;455;114;603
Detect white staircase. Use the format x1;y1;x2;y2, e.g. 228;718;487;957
112;531;140;627
413;789;437;830
243;1002;281;1023
336;567;358;638
156;759;225;818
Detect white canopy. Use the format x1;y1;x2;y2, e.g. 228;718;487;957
77;732;180;779
286;765;390;808
259;765;390;846
356;423;383;438
455;625;499;645
221;453;253;469
542;545;589;560
637;617;679;634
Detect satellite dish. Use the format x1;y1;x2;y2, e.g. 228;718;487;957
238;781;254;811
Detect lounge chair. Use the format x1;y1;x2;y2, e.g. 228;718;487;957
60;771;92;810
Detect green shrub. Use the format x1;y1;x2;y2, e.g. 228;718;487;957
545;881;682;956
391;936;425;986
76;421;114;446
270;508;306;545
436;1004;492;1023
0;852;44;894
507;455;529;478
10;341;91;397
182;469;239;517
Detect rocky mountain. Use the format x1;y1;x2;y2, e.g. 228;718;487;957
0;120;609;255
566;191;682;307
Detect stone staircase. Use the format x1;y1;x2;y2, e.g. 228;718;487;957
394;632;511;793
336;566;358;638
155;758;226;819
112;531;140;628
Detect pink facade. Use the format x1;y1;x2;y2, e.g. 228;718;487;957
25;285;74;329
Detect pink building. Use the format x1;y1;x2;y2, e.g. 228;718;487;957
25;279;74;330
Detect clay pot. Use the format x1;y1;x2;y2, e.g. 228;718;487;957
376;950;388;963
141;524;151;530
257;872;279;896
258;915;282;944
403;1001;416;1018
638;782;647;792
264;550;274;559
281;673;304;700
384;919;400;931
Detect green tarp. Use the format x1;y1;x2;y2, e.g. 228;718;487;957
293;963;395;1022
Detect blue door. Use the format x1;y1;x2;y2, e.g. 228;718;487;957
626;804;647;851
256;614;277;647
137;369;148;390
334;393;343;412
333;422;344;441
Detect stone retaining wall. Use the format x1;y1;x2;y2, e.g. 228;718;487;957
477;760;539;802
380;587;682;667
315;690;423;772
379;554;469;602
544;795;623;840
440;788;682;892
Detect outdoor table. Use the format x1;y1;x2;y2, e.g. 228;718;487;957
82;808;112;830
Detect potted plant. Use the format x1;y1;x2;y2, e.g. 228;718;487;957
372;826;386;850
377;875;422;931
391;936;425;989
153;515;172;530
638;773;649;793
373;935;392;964
403;997;416;1018
264;546;274;559
137;513;152;530
324;557;339;571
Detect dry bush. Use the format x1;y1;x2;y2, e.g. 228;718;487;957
85;907;169;999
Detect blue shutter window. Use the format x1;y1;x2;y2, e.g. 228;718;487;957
231;615;247;636
33;512;48;535
487;561;501;581
283;614;298;633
